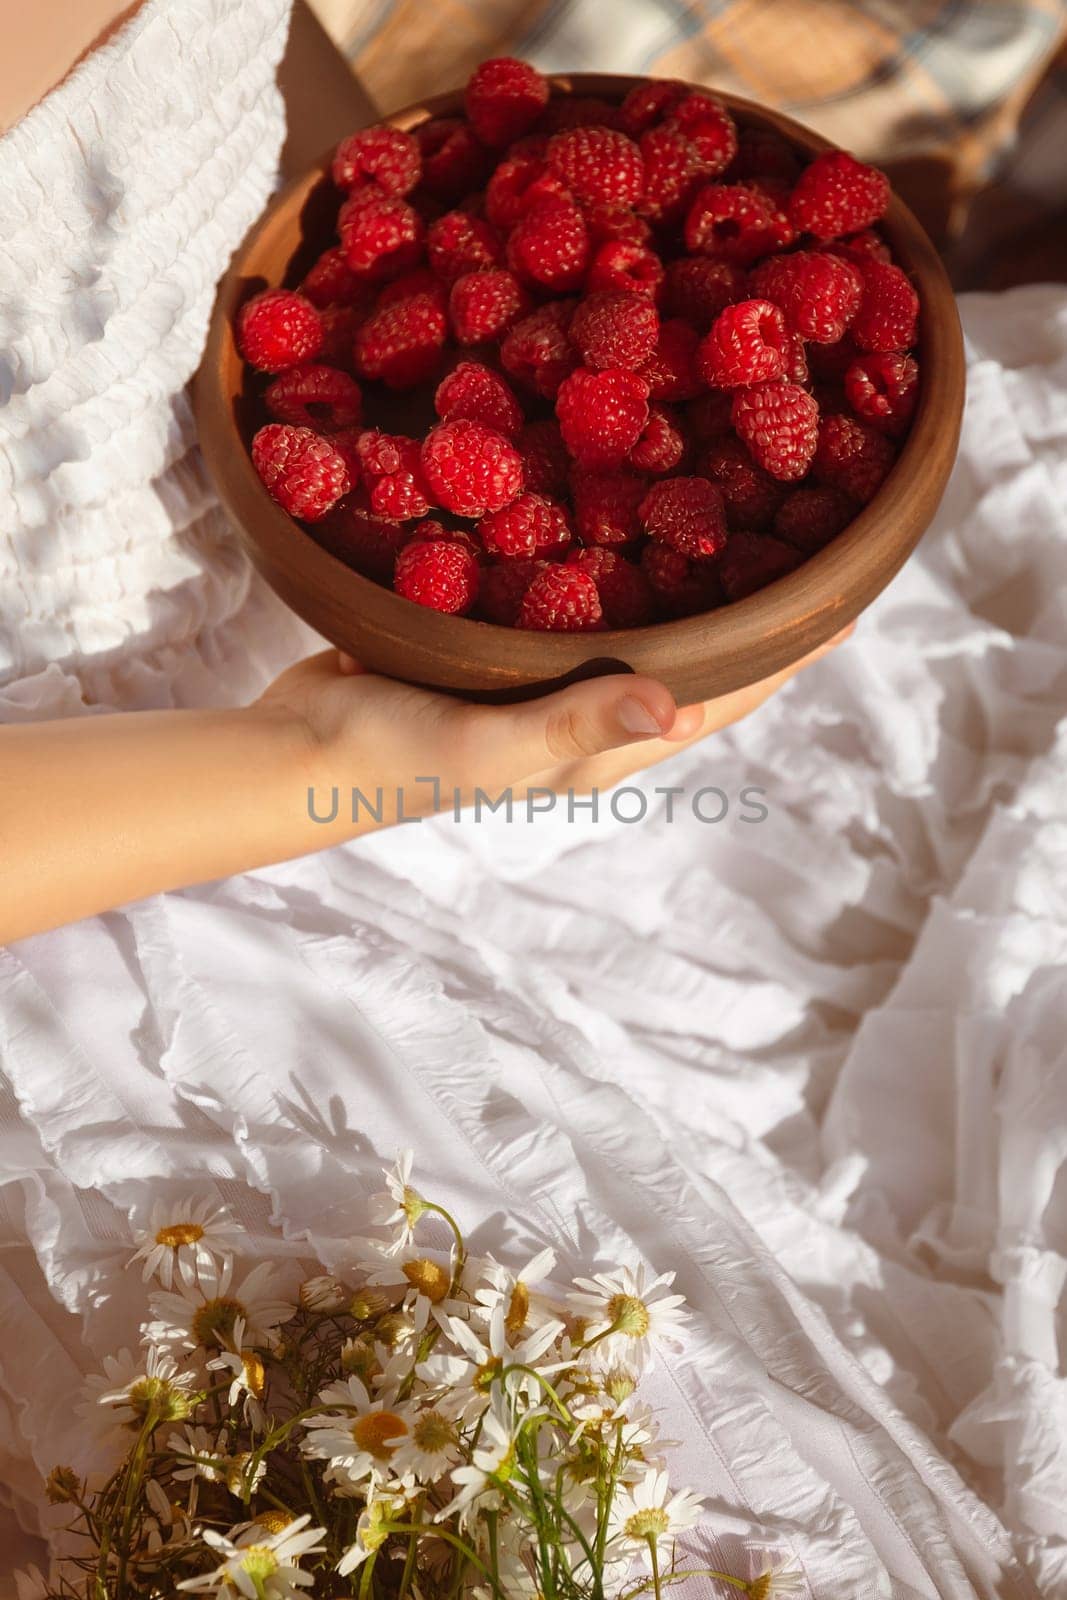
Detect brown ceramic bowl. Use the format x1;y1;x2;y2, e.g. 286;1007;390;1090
194;73;965;703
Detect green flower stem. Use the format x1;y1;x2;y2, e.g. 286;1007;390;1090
624;1568;751;1597
383;1523;508;1600
421;1203;467;1284
498;1363;576;1427
358;1551;377;1600
648;1537;663;1600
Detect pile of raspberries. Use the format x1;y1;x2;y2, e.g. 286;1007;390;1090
240;58;919;632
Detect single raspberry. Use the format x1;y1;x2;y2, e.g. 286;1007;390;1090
569;291;659;371
426;211;503;284
353;292;447;388
667;93;737;175
300;246;366;309
696;299;790;389
251;424;350;521
465;58;549;147
449;268;530;344
394;534;481;614
639;476;727;560
789;150;889;241
773;486;855;551
730;127;801;184
339;191;424;279
813;412;896;502
237;289;323;372
376;267;447;309
638;319;702;401
700;436;785;530
264;364;364;432
664;257;745;330
586;241;665;299
685;391;735;443
518;565;603;631
332;126;421;196
568;548;652;627
731;382;819;481
507;201;590;293
571;469;647;546
641;541;723;616
546;126;645;207
421;419;524;515
501;300;578;397
581;203;652;248
434;361;523;438
629;405;685;474
555;367;650;468
749;251;863;344
481;557;547;625
321;501;412;582
823;229;892;266
355;430;433;519
719;531;803;600
637;126;705;223
478;493;572;560
318;305;363;369
844;351;918;434
515;420;569;497
850;261;919;352
685;184;795;265
416;117;491;200
618;80;688;139
542;96;623;133
485;155;570;229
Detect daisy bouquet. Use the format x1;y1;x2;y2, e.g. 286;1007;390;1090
27;1156;796;1600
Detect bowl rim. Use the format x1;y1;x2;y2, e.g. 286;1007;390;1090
196;71;965;690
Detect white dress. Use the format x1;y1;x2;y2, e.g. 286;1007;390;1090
2;3;1067;1595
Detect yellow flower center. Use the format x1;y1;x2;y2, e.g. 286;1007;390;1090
402;1259;451;1303
349;1287;394;1320
624;1508;670;1541
238;1547;278;1583
747;1578;772;1600
192;1295;247;1348
352;1410;408;1459
602;1367;637;1403
401;1185;427;1226
126;1376;191;1425
253;1511;293;1536
475;1356;503;1391
607;1293;650;1338
155;1222;205;1248
505;1282;530;1337
341;1338;381;1381
412;1411;454;1453
361;1501;393;1554
241;1350;266;1397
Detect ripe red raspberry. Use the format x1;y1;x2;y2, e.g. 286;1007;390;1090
586;241;665;299
696;299;790;389
481;557;547;624
465;58;549;147
731;127;801;184
264;364;364;432
639;476;727;560
773;486;855;551
332;126;421;196
251;424;351;521
640;542;722;616
394;533;481;614
353;292;447;389
719;531;803;600
732;382;819;481
426;211;503;284
629;405;685;474
572;469;647;546
501;300;578;398
701;436;785;530
546;127;645;207
685;391;735;443
850;261;919;352
555;367;650;468
748;251;863;344
568;548;652;628
638;319;702;401
581;203;652;248
355;430;433;519
637;126;704;223
237;289;323;372
416;118;490;199
435;362;523;438
300;246;366;309
813;412;896;502
685;184;794;265
618;80;688;139
569;291;659;371
478;493;572;560
541;96;623;133
507;201;590;293
663;257;745;330
318;305;363;370
321;501;412;582
518;565;603;631
823;229;892;266
516;420;569;497
421;419;524;515
667;93;737;175
339;191;424;279
449;268;530;344
789;150;889;241
844;351;918;434
485;155;569;229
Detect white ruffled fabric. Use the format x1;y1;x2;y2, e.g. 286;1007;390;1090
2;2;1067;1594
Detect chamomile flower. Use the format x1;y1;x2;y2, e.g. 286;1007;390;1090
207;1317;267;1431
436;1393;521;1523
336;1491;407;1577
471;1247;559;1336
417;1302;565;1420
388;1404;462;1481
298;1275;349;1313
139;1478;196;1564
177;1514;325;1598
145;1257;295;1356
606;1467;703;1563
79;1347;196;1447
569;1265;686;1373
302;1375;411;1486
357;1237;457;1312
743;1550;808;1598
367;1149;430;1244
129;1198;241;1289
167;1424;227;1483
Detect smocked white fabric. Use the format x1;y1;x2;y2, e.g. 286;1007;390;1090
2;4;1067;1596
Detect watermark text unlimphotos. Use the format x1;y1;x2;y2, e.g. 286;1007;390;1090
307;778;769;826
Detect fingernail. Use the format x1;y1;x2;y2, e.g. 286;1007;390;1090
617;697;666;736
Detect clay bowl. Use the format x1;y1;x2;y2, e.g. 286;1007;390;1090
194;73;965;704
